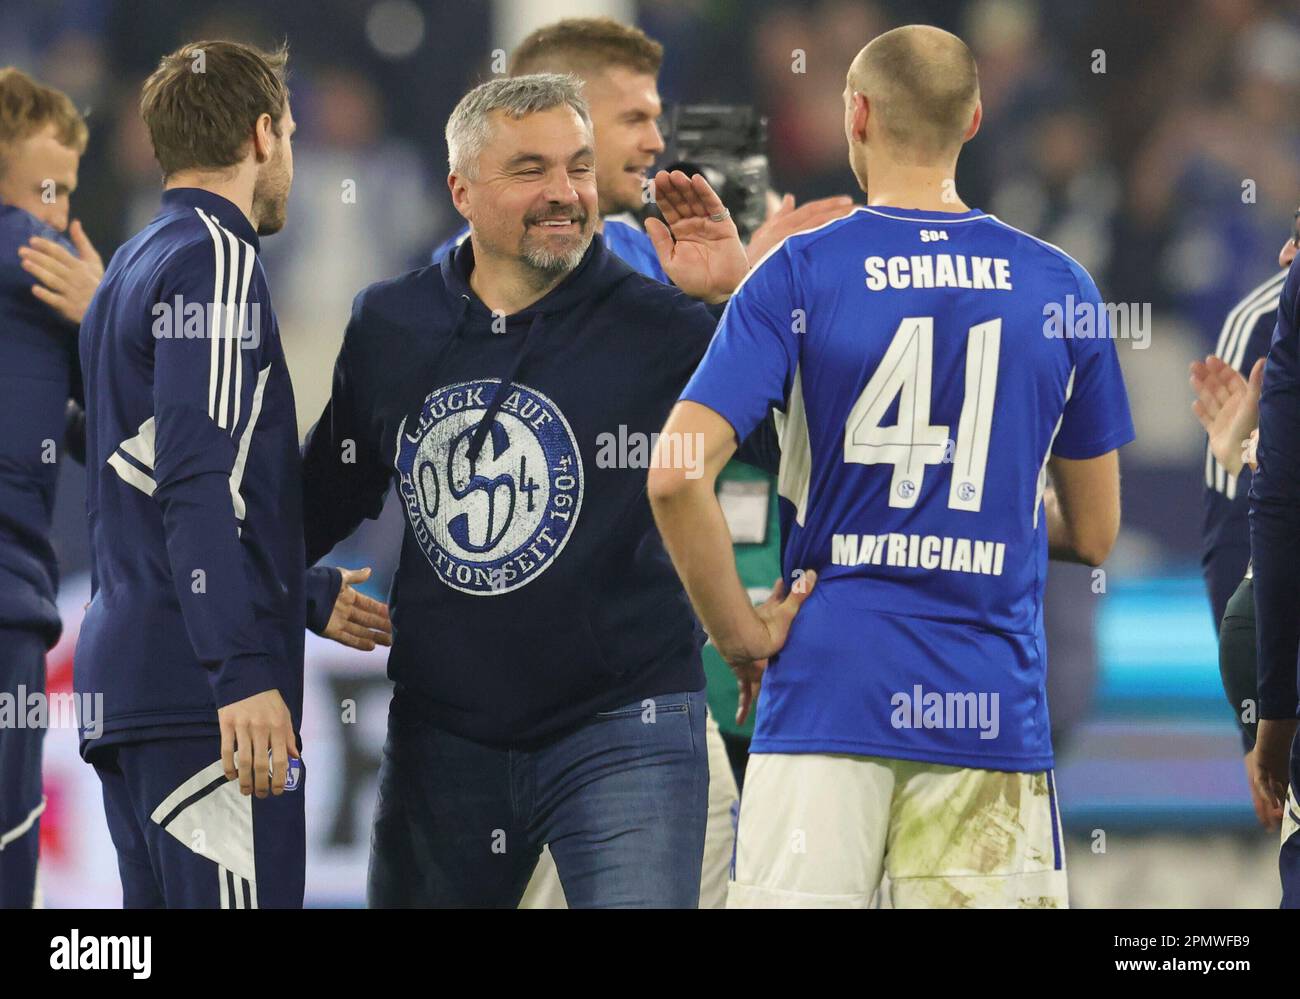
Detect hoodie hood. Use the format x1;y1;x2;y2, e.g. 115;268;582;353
439;230;635;332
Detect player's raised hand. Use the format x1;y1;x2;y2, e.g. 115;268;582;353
645;169;748;303
218;688;299;798
19;219;105;325
1190;354;1264;476
322;566;392;651
744;194;855;267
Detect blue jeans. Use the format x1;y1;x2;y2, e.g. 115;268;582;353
368;687;708;908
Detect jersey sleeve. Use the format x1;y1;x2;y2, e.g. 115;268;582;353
1050;265;1135;459
1250;263;1300;719
150;236;278;708
301;288;394;566
679;244;800;443
603;220;670;283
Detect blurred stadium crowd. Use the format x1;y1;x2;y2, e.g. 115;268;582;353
4;0;1298;575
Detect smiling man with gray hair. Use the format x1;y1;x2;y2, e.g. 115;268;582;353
300;72;791;907
445;74;597;275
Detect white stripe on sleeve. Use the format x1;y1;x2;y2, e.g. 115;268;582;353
194;208;228;426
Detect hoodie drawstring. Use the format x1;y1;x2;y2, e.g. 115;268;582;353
431;293;473;384
467;311;543;462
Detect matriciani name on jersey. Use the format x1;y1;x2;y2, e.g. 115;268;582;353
832;532;1007;576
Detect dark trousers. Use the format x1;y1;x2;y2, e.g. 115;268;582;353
93;735;305;908
0;627;46;908
1217;575;1256;752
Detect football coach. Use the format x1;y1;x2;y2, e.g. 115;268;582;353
301;73;802;907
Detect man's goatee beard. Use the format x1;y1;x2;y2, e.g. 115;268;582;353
521;231;592;274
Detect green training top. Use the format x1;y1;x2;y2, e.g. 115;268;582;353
702;461;782;739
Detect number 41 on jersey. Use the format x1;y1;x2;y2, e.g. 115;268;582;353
844;316;1001;512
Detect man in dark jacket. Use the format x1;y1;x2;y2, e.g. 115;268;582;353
302;73;791;907
0;66;99;909
78;41;388;911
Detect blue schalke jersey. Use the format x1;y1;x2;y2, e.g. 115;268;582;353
681;205;1134;771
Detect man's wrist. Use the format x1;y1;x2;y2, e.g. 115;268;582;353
715;610;765;666
209;652;278;709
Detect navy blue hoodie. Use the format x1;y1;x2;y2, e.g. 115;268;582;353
0;205;82;647
303;233;773;746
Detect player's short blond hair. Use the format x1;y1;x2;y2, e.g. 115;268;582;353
509;17;663;78
0;67;88;176
850;25;979;162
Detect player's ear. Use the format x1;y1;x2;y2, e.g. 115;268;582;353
252;112;275;164
851;92;870;144
963;101;983;143
447;172;471;222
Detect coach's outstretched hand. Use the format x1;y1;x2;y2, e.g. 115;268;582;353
646;169;748;304
219;689;299;798
322;566;392;651
727;571;818;725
